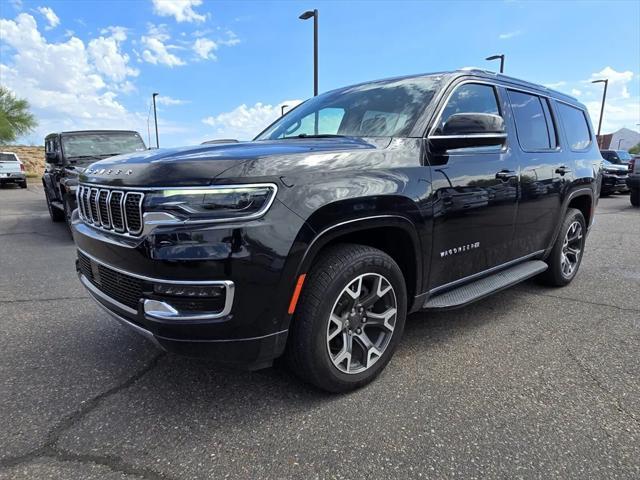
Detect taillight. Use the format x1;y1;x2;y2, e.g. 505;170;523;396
629;159;635;173
20;163;25;172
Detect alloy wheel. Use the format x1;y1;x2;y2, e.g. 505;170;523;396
561;221;583;278
326;273;397;374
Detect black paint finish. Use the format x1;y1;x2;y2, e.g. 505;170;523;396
72;70;602;368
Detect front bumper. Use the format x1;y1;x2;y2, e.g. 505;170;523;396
71;200;309;368
601;173;629;192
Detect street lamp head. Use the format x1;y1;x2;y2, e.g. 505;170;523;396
485;54;503;61
152;92;159;97
591;79;606;84
299;10;315;20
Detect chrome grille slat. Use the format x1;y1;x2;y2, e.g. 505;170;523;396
98;189;111;228
78;184;144;237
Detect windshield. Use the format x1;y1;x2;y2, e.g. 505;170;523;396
616;150;632;161
256;76;442;140
61;133;146;159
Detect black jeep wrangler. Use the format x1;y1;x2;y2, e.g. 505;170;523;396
42;130;146;228
72;70;602;392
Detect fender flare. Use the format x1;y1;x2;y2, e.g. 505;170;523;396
544;187;595;258
294;214;423;300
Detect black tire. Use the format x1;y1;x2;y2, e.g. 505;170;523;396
631;189;640;207
20;181;27;189
540;208;586;287
63;198;74;236
45;189;65;222
286;244;407;393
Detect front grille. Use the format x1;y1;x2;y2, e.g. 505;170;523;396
78;251;143;310
78;185;144;236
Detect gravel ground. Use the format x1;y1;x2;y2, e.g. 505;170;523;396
1;183;638;479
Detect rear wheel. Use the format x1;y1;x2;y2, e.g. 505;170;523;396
540;208;586;286
45;189;64;222
287;244;407;393
631;189;640;207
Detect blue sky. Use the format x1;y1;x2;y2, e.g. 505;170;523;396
1;0;639;147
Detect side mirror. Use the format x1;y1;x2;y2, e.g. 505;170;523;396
429;113;506;151
45;151;62;164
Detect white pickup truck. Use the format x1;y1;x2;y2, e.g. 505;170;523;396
0;152;27;188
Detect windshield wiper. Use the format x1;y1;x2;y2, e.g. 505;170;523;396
280;133;346;139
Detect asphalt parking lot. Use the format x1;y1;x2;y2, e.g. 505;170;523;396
0;183;638;479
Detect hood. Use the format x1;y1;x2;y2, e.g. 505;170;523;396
79;138;386;188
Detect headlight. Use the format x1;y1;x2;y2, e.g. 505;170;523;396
145;183;277;222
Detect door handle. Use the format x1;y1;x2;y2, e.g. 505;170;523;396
555;165;571;176
495;169;517;181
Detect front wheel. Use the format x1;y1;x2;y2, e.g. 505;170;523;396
540;208;586;286
286;244;407;393
631;189;640;207
45;188;64;222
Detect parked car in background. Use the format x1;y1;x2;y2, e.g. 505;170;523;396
0;151;27;188
42;130;146;229
600;149;632;165
72;70;602;392
600;159;629;196
627;156;640;207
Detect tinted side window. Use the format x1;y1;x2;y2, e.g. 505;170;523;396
508;90;556;151
556;103;592;150
438;83;501;131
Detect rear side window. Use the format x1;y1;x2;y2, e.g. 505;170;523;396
556;103;592;150
437;83;501;131
0;153;18;162
508;90;557;151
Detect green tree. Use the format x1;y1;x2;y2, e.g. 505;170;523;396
629;143;640;155
0;86;37;144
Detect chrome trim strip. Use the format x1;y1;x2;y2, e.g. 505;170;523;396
82;279;164;349
79;273;138;315
79;181;278;192
90;188;100;224
429;249;545;295
123;191;144;235
99;189;111;229
77;247;237;286
429;133;508;140
143;285;234;320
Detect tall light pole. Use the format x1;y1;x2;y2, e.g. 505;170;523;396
281;104;289;116
152;92;160;148
591;79;608;147
485;54;505;73
617;138;624;149
299;9;318;96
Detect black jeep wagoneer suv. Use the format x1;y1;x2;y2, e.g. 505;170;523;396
73;70;601;392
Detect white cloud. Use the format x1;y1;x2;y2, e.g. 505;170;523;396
571;88;582;97
202;100;302;140
588;66;634;99
155;95;188;106
193;37;217;60
152;0;206;23
88;26;139;81
218;30;240;47
141;35;185;66
544;81;566;89
583;67;638;133
0;13;145;142
36;6;60;30
498;30;522;40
